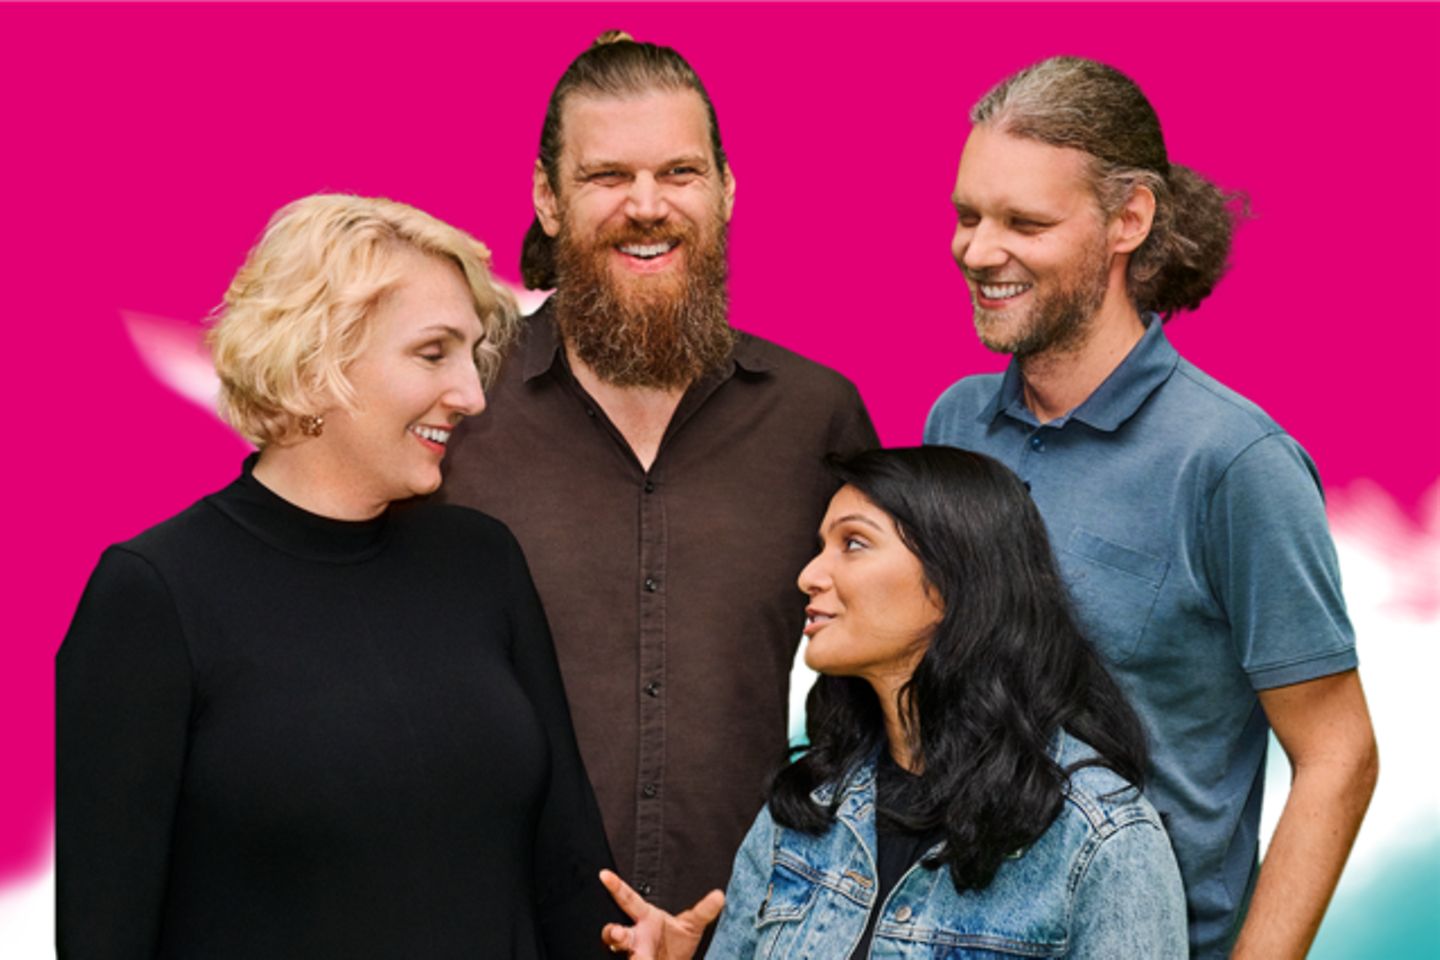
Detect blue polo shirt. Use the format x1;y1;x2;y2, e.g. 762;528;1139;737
925;317;1356;958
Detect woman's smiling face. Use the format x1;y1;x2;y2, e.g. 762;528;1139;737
321;248;488;510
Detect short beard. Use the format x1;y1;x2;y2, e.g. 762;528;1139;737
971;234;1109;360
550;217;735;389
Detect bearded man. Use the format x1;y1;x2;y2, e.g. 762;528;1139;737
440;32;876;914
926;58;1378;958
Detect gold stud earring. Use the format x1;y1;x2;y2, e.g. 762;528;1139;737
299;414;325;438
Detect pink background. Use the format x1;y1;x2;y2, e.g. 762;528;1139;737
3;0;1436;905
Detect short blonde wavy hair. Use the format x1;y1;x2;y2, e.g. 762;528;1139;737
208;193;519;447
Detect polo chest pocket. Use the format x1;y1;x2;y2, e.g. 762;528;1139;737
1059;529;1169;665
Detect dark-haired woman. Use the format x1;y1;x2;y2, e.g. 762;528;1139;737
600;446;1186;958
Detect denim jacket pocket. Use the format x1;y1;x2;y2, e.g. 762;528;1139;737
1059;528;1169;665
755;850;823;926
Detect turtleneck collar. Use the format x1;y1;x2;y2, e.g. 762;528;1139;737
205;453;391;563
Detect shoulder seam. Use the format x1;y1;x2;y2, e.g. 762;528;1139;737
105;545;200;683
1200;431;1294;529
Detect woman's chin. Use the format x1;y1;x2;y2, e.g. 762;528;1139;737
408;470;445;499
802;645;841;677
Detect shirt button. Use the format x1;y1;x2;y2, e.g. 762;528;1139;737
643;480;655;493
637;880;653;897
1029;434;1045;451
643;680;661;698
641;783;658;799
894;904;913;922
586;407;597;418
643;577;658;593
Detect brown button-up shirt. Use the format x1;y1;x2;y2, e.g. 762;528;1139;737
439;305;877;911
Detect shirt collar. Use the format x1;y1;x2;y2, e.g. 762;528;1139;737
517;298;773;383
519;298;565;383
982;313;1178;432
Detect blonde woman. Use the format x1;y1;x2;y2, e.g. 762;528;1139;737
57;195;619;958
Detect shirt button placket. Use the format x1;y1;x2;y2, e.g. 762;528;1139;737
635;470;667;891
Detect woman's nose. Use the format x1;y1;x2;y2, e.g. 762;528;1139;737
797;552;828;596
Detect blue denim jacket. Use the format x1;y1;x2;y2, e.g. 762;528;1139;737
707;731;1186;958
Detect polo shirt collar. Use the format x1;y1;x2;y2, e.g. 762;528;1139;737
518;298;773;382
983;314;1178;432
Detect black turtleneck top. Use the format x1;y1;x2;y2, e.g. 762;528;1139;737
57;458;620;959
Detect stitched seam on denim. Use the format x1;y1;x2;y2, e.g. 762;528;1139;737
877;925;1065;954
833;816;880;909
1066;815;1107;904
770;847;870;912
1061;784;1110;834
1066;817;1162;942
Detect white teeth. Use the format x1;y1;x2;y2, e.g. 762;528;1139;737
979;282;1031;300
411;425;450;444
619;241;677;259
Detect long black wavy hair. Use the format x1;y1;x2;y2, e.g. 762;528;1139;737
769;446;1148;893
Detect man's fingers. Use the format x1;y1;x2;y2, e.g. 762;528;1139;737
600;921;632;953
680;888;726;929
599;869;651;921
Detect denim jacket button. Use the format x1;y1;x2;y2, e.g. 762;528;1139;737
894;904;913;922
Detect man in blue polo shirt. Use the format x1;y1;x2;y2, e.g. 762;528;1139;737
926;57;1378;959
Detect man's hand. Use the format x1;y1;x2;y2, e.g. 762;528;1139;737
599;869;725;960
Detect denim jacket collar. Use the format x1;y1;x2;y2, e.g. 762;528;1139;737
814;730;1072;819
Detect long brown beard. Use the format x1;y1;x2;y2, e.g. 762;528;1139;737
550;217;735;389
